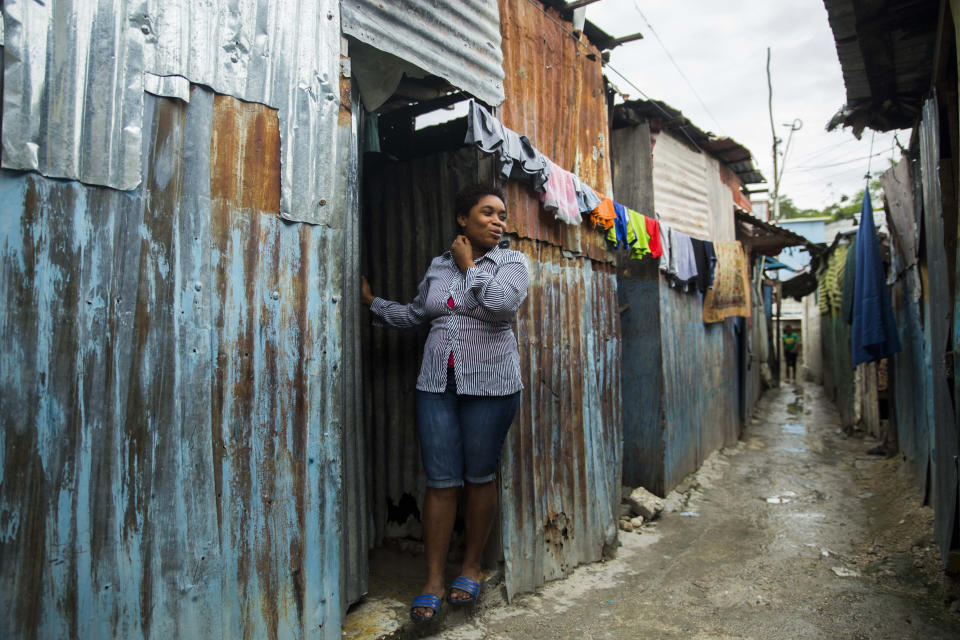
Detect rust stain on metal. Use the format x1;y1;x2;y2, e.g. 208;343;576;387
210;94;281;214
497;0;613;260
1;88;346;638
339;69;353;126
500;236;622;599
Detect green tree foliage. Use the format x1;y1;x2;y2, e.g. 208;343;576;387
779;178;883;222
777;195;821;219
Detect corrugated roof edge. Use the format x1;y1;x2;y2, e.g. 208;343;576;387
821;0;939;135
612;99;766;186
736;210;820;253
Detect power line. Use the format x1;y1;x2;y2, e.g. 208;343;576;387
630;1;725;134
604;63;707;151
792;150;891;171
793;137;858;164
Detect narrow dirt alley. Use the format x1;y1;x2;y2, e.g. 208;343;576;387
428;382;960;639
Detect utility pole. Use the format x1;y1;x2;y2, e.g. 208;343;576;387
767;48;779;222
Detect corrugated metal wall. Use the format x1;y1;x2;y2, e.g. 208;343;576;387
498;0;612;262
3;0;344;224
495;0;622;599
889;274;930;491
821;317;857;428
612;119;744;495
0;87;356;638
500;238;621;599
341;0;506;106
918;95;959;563
651;132;711;239
658;284;740;490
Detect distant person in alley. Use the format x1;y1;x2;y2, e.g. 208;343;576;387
361;183;530;624
783;325;800;382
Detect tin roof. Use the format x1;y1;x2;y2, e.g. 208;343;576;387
822;0;939;134
735;210;818;256
613;99;767;186
341;0;506;106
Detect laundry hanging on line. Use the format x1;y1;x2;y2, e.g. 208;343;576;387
464;100;605;226
691;238;717;294
540;159;582;225
573;175;602;216
464;100;552;193
605;206;653;259
849;190;901;367
665;227;699;291
590;197;617;231
702;241;751;323
645;215;663;258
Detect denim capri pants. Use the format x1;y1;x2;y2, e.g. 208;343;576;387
416;369;521;488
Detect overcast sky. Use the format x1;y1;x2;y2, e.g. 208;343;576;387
586;0;904;211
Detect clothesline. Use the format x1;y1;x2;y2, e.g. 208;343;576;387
464;100;752;321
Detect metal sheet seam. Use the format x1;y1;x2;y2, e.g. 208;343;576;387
3;0;344;225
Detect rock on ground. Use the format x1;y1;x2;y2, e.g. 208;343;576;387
627;487;664;520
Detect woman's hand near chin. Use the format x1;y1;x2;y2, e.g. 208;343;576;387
451;235;473;272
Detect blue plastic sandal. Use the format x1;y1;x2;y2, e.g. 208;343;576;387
448;576;481;606
410;593;443;623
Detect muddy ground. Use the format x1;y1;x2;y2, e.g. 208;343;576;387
346;382;960;639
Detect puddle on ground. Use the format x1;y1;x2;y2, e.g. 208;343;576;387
781;423;805;435
786;400;803;416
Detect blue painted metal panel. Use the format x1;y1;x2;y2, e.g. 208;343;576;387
500;239;621;600
0;88;354;638
657;279;740;494
618;260;743;497
779;219;827;244
889;273;930;491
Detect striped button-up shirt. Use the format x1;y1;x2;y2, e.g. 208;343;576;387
370;244;530;396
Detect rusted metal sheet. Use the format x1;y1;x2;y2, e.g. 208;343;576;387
142;0;344;225
2;0;145;189
919;95;959;565
0;88;356;639
500;237;622;600
3;0;344;224
340;0;505;107
497;0;613;261
719;163;753;213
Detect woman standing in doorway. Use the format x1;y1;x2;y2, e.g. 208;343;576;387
361;184;530;623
